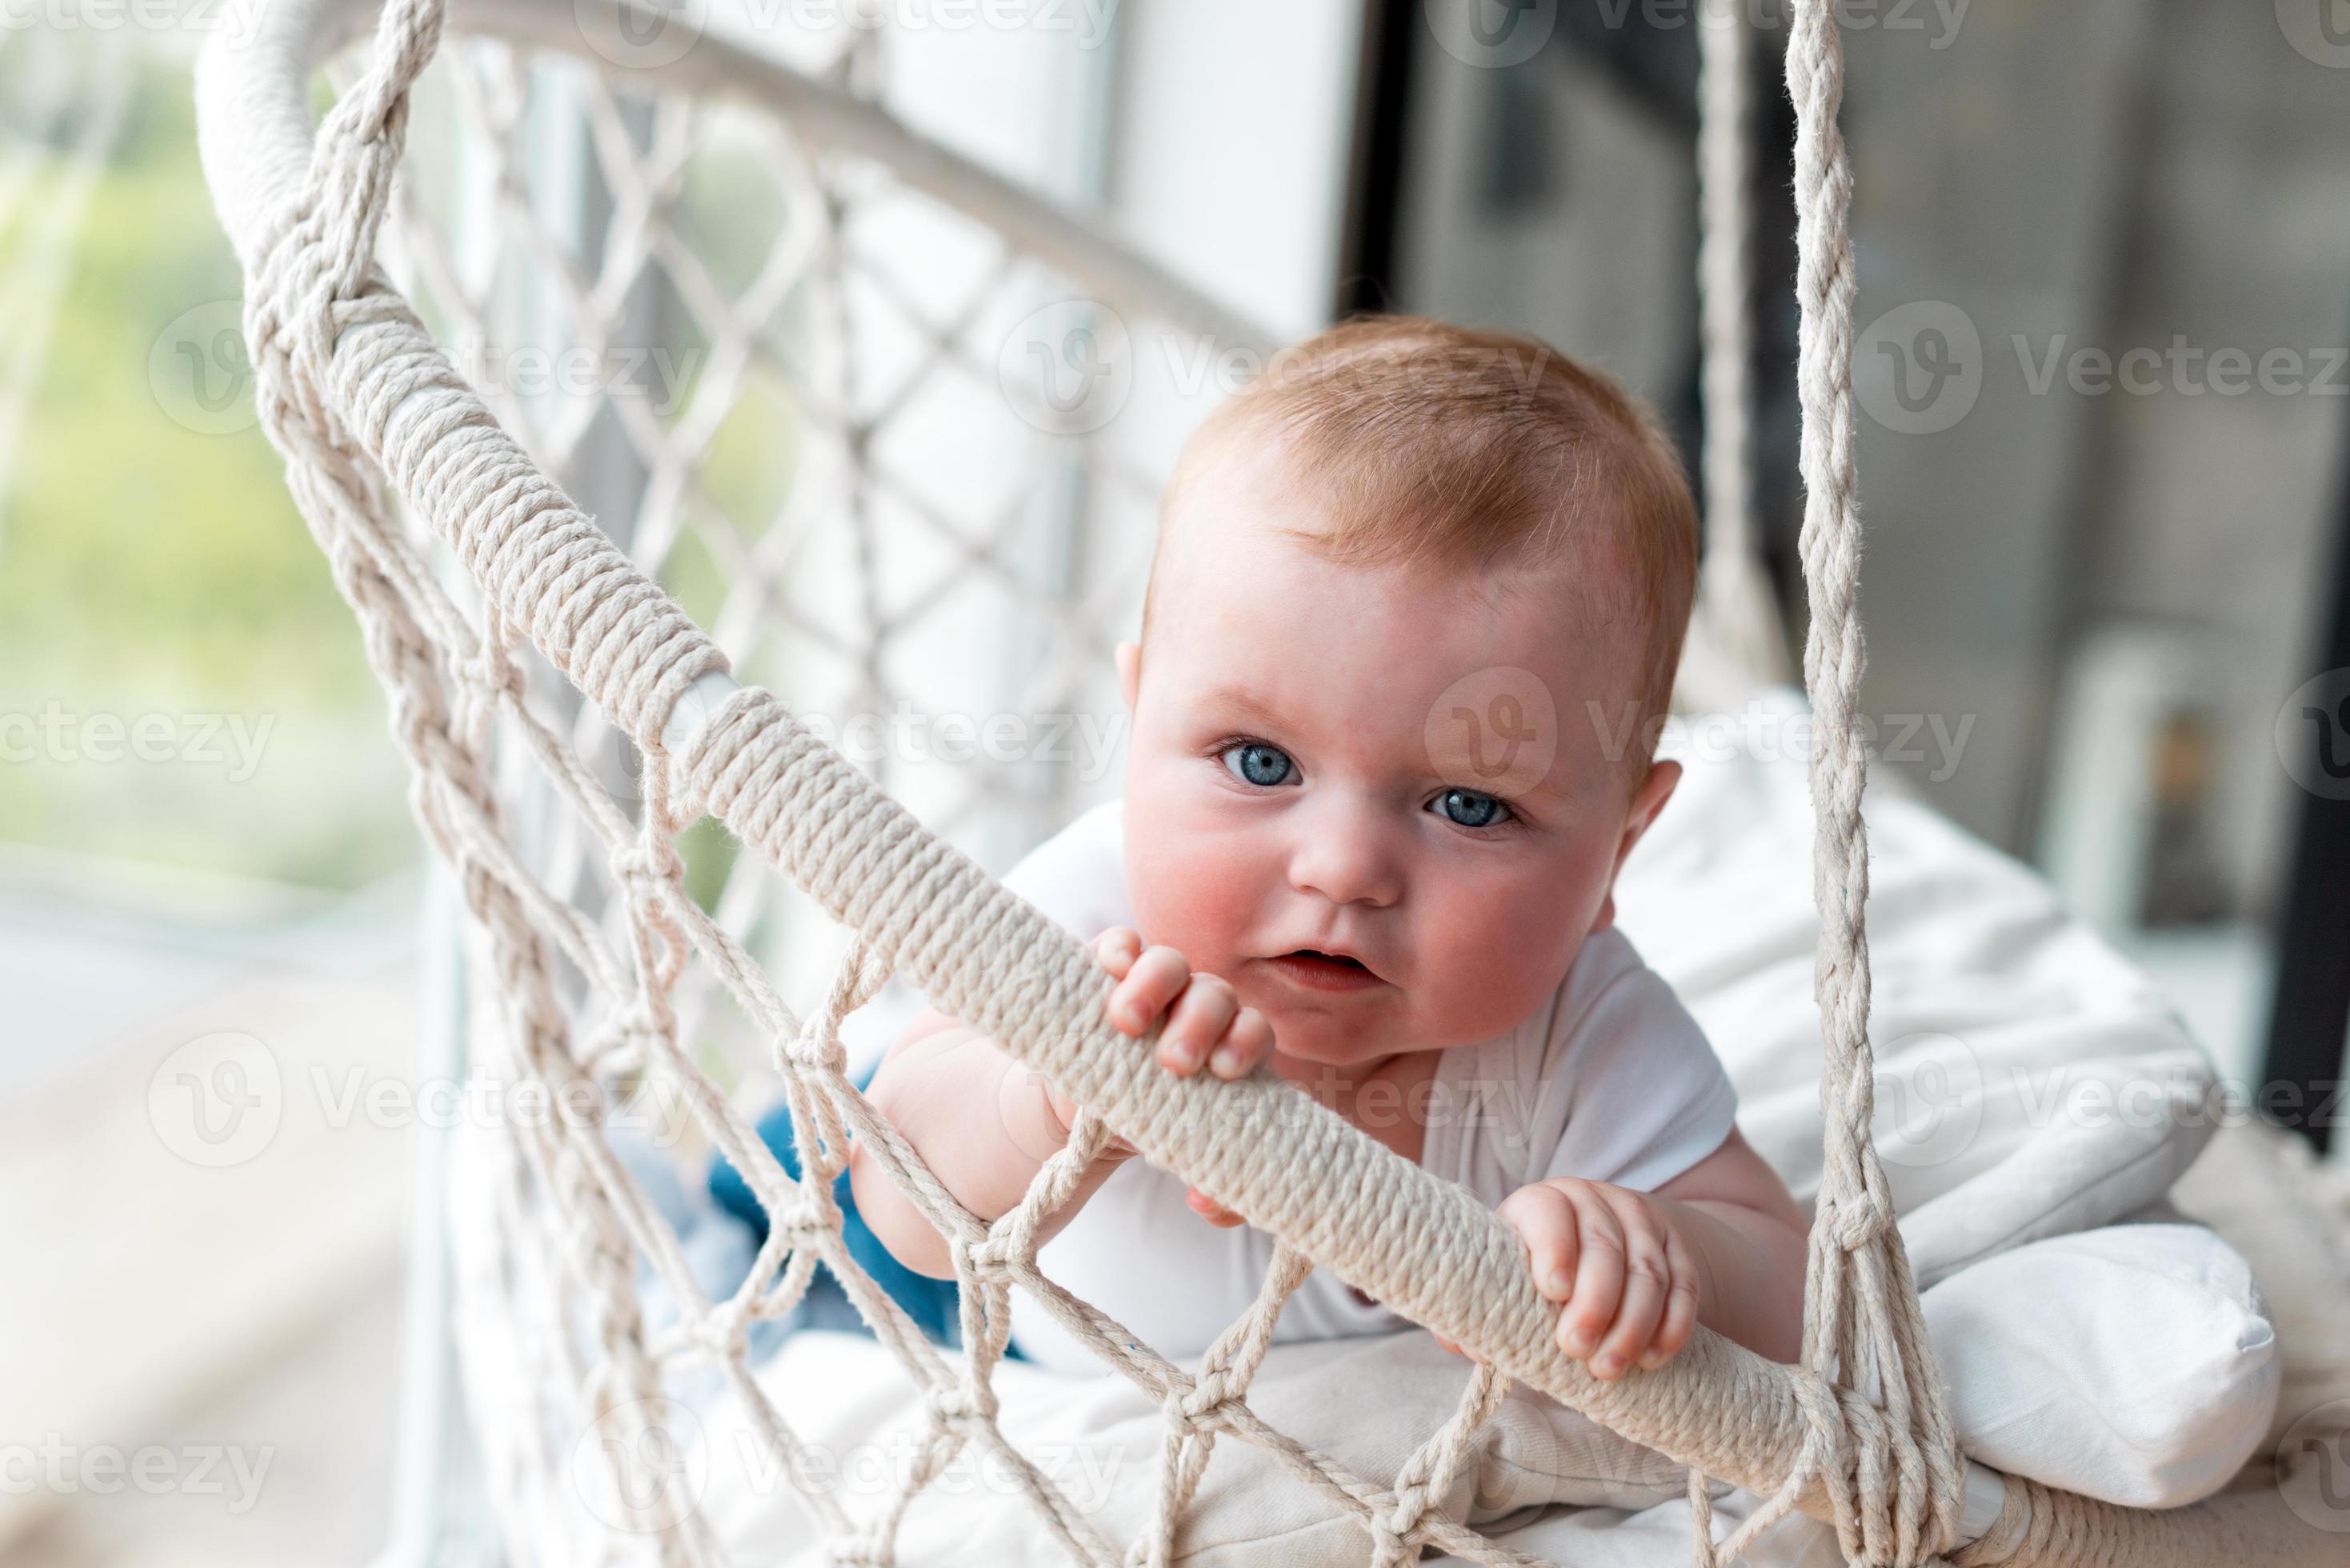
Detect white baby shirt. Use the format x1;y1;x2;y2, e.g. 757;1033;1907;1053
997;800;1739;1376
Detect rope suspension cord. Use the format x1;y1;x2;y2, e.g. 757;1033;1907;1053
1691;0;1793;688
1688;2;1967;1562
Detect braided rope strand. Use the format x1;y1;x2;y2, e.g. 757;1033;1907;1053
1779;2;1964;1562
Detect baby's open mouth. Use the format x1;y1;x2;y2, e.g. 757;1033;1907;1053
1266;949;1387;994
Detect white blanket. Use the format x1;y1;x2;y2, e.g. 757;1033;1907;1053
695;691;2276;1564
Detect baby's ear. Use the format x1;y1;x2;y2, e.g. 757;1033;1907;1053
1115;640;1142;711
1588;757;1682;930
1623;758;1681;846
1592;759;1681;934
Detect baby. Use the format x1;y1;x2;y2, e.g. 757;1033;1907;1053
846;316;1808;1380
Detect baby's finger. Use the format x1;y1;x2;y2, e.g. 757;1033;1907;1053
1093;927;1144;979
1591;1221;1669;1380
1556;1197;1625;1361
1108;945;1190;1035
1157;975;1237;1074
1185;1186;1245;1226
1496;1184;1581;1303
1641;1230;1703;1370
1207;1006;1274;1079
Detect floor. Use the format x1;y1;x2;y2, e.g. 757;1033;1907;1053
0;855;422;1566
7;1287;405;1568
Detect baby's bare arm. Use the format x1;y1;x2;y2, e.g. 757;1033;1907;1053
1487;1130;1807;1378
849;1011;1127;1278
1647;1132;1809;1361
847;929;1277;1279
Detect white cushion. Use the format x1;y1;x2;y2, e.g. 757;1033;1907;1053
1920;1222;2279;1507
1621;690;2218;1230
699;1330;1692;1565
703;1215;2281;1561
700;1214;2278;1561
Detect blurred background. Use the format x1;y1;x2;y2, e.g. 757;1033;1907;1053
1;1;2345;1562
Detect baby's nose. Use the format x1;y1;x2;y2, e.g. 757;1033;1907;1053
1286;819;1403;908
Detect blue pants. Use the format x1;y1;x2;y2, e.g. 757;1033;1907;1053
707;1067;975;1352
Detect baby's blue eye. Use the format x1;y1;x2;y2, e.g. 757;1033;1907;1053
1220;742;1295;787
1431;788;1510;830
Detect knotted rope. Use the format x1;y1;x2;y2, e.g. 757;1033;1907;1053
1687;4;1966;1564
239;2;731;1557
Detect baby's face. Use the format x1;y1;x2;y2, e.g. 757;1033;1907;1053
1118;442;1679;1073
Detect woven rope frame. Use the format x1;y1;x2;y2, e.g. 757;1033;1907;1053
194;2;2336;1563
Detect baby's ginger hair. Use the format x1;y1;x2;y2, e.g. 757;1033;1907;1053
1147;316;1699;749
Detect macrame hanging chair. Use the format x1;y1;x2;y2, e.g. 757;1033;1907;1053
195;1;2342;1563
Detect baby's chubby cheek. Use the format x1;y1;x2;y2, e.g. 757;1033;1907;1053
1403;878;1587;1045
1120;825;1267;982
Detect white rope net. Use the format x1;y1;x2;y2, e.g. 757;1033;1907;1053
357;30;1539;1568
